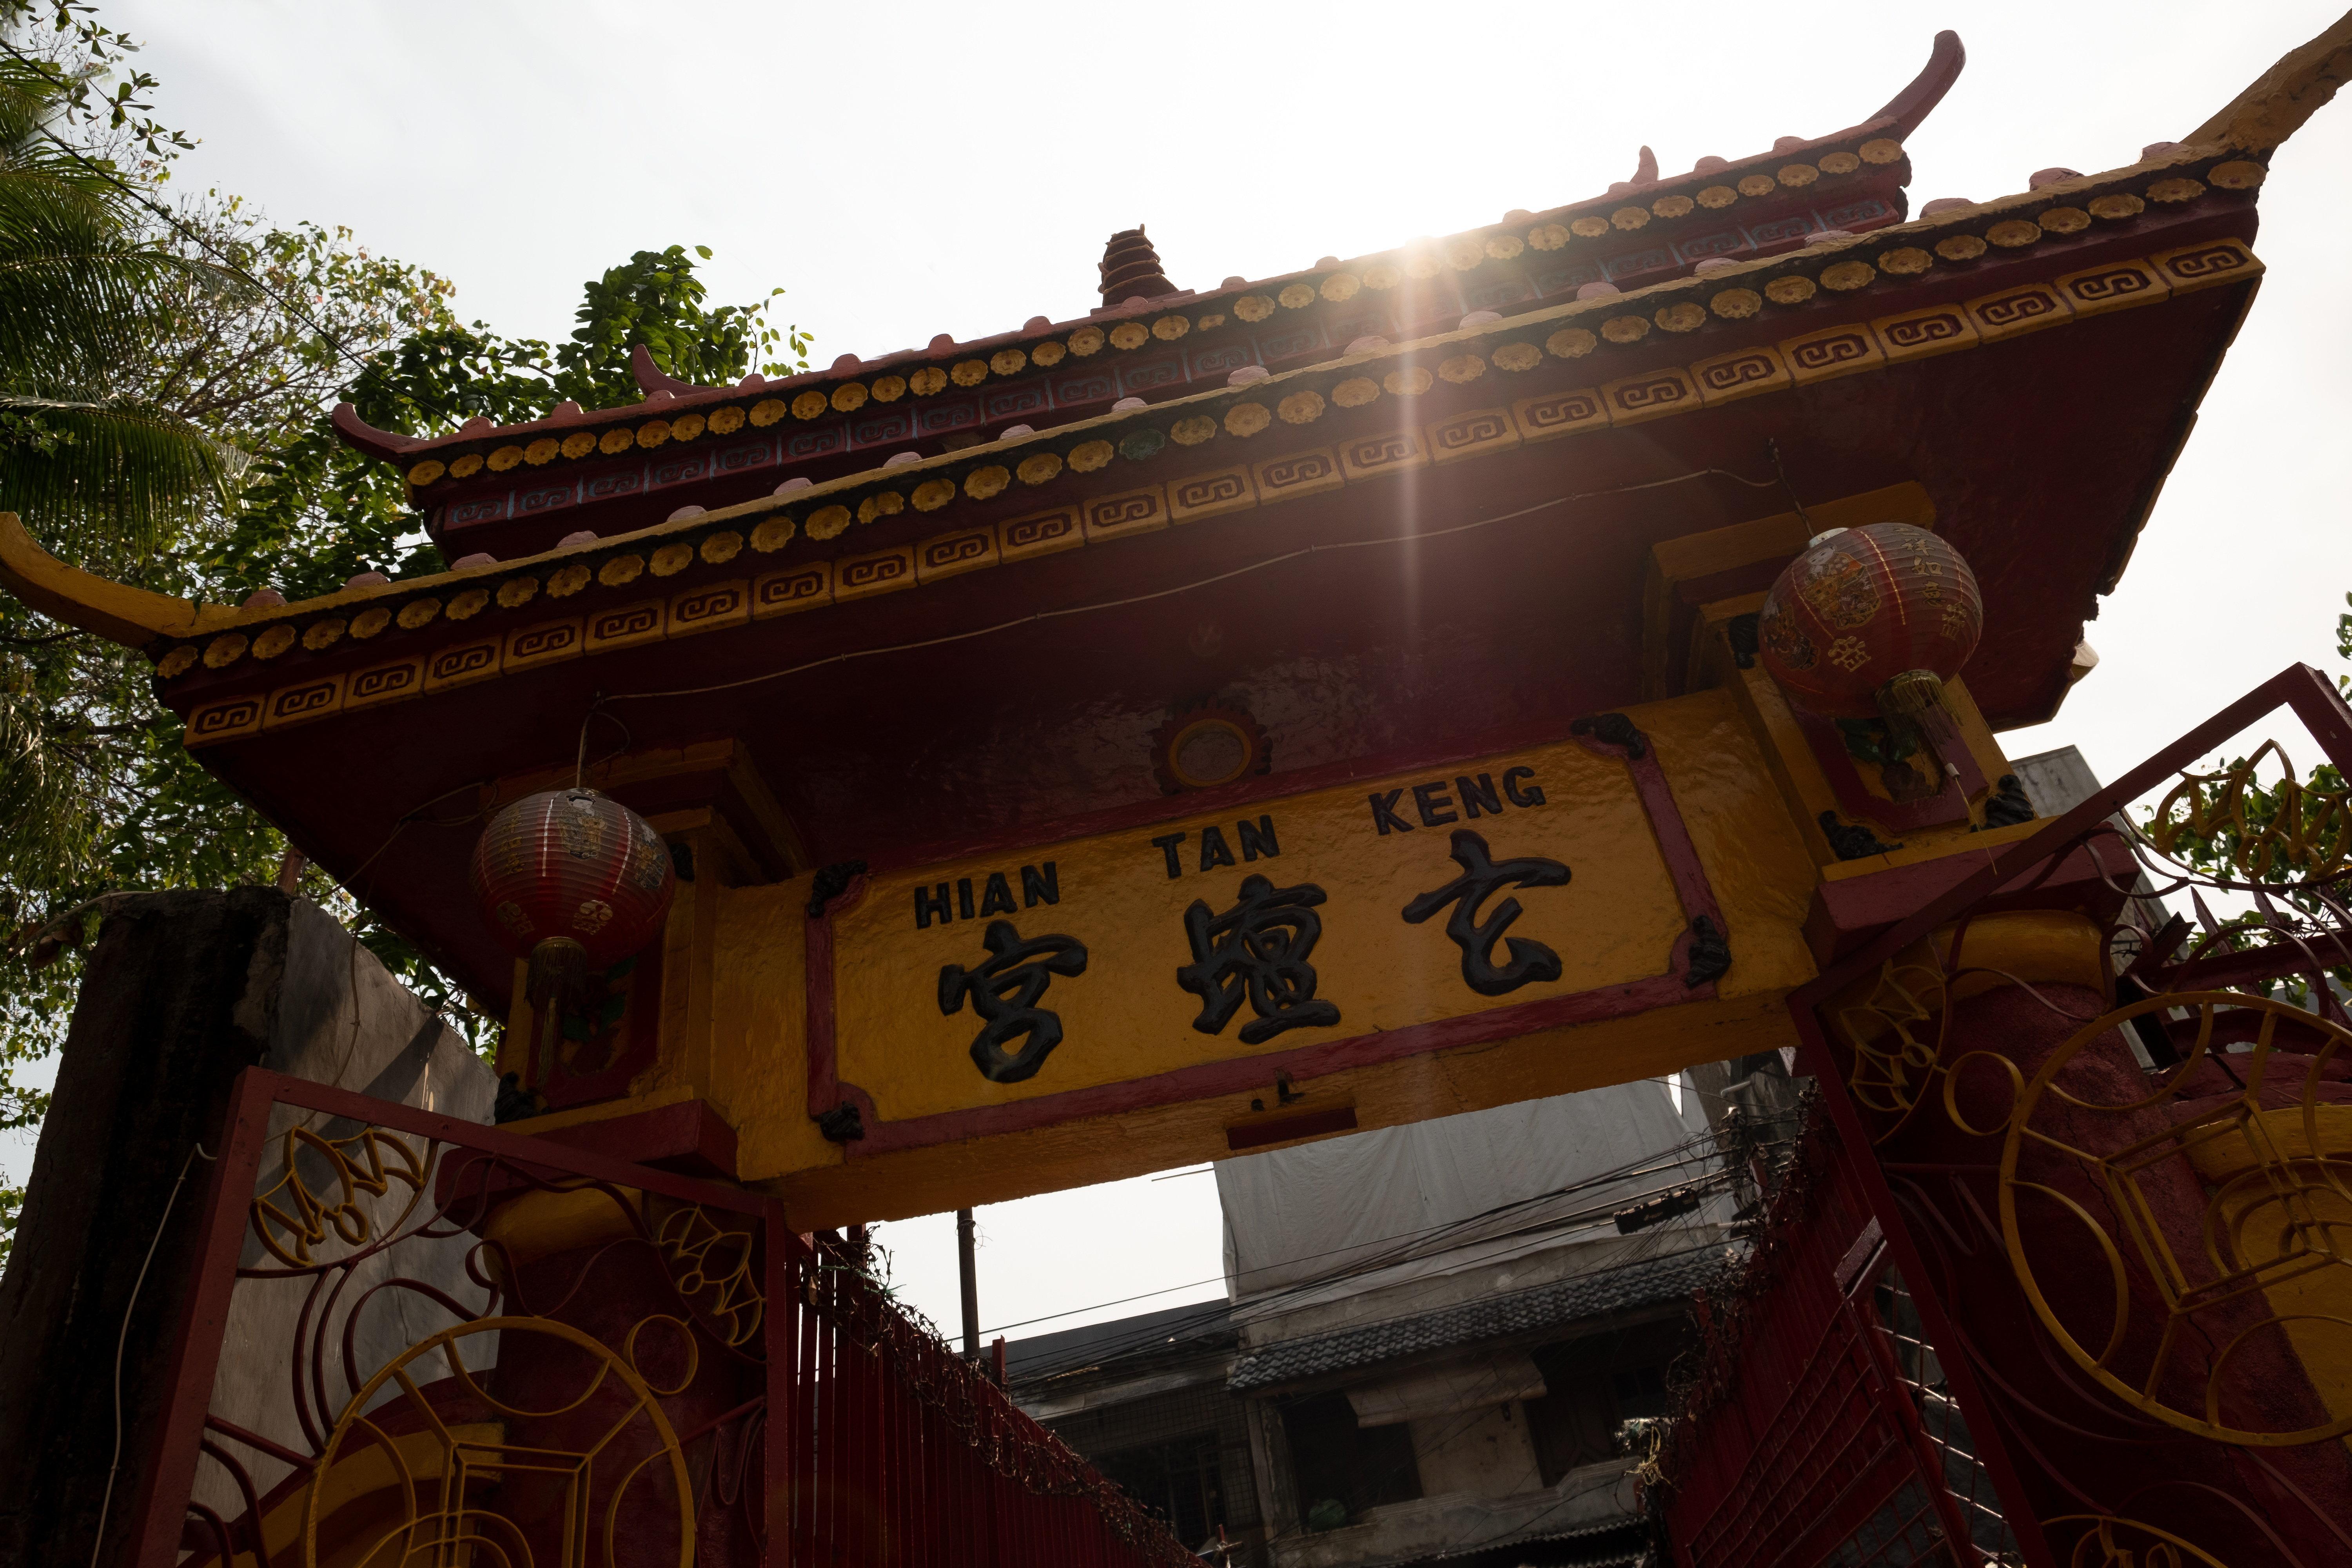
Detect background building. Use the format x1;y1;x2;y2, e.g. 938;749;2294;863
1010;1070;1762;1568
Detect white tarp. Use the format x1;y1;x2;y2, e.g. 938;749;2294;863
1216;1077;1706;1303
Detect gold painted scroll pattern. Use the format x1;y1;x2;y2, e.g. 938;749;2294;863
2044;1515;2230;1568
650;1199;765;1350
1828;936;2352;1446
1828;954;1955;1134
300;1317;696;1568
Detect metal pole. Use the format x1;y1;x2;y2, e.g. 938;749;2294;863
957;1207;980;1361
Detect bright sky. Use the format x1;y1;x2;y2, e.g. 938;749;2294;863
11;2;2349;1339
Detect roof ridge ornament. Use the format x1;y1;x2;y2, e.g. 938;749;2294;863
1098;226;1178;305
329;401;418;460
629;341;707;397
1867;29;1965;139
2185;11;2352;152
1607;146;1661;196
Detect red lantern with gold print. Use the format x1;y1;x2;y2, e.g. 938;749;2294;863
470;788;676;1098
1755;521;1983;722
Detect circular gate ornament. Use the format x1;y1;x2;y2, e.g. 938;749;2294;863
1997;990;2352;1446
1755;521;1982;722
303;1317;693;1567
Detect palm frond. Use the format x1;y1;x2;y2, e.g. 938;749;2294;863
0;246;243;392
0;60;250;421
0;690;102;892
0;394;244;557
0;56;125;203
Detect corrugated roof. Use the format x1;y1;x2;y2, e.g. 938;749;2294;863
1004;1296;1236;1385
1227;1245;1725;1392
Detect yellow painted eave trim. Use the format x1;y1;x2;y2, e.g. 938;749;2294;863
2186;11;2352;151
0;511;241;647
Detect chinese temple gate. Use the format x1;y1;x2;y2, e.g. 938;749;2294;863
7;18;2352;1568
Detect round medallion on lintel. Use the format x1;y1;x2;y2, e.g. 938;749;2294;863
1153;704;1270;794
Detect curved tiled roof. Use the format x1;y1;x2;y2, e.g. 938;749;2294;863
358;116;1908;480
101;151;2269;746
332;32;1969;550
1225;1243;1728;1392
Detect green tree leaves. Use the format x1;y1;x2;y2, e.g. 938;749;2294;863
0;5;814;1265
555;245;808;407
0;53;241;557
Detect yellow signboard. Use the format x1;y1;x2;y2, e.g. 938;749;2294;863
815;713;1752;1155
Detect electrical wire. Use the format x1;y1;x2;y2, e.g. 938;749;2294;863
993;1132;1748;1385
319;776;492;904
89;1138;215;1568
1766;437;1818;537
984;1126;1719;1342
975;1082;1739;1344
997;1144;1738;1377
997;1123;1789;1406
1000;1177;1741;1394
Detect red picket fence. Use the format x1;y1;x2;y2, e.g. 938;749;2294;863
782;1230;1201;1566
132;1067;1198;1567
1648;1102;2017;1568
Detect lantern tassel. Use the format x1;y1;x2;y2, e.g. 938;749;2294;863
1876;669;1948;722
525;936;591;1094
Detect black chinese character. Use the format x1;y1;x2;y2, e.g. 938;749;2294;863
938;921;1089;1083
1401;829;1571;996
1176;875;1342;1044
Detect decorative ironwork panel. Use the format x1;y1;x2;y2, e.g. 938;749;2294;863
137;1069;1198;1568
1793;664;2352;1568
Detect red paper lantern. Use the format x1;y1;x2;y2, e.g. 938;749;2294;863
1755;522;1983;722
470;788;676;1094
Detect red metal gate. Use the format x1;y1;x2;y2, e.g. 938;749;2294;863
1651;1102;2014;1567
132;1067;1198;1566
1660;664;2352;1568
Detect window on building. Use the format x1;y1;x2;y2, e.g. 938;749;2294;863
1095;1432;1227;1547
1611;1363;1669;1420
1042;1380;1263;1558
1522;1367;1617;1483
1279;1392;1422;1525
1523;1323;1683;1485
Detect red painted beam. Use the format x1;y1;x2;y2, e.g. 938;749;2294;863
1802;832;2140;965
530;1096;740;1180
